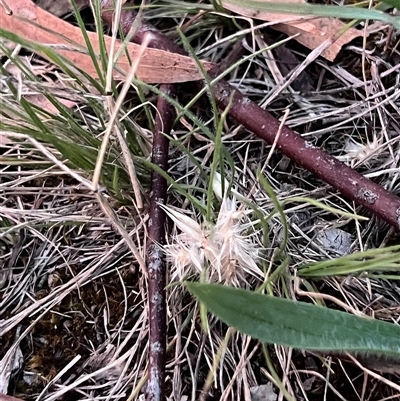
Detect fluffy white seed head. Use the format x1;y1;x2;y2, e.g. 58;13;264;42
337;134;383;167
160;198;263;286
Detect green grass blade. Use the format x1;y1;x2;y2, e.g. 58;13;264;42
220;0;400;30
299;244;400;277
186;282;400;361
382;0;400;8
71;0;106;86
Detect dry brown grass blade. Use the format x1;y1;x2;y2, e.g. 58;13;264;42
221;0;365;61
1;0;214;83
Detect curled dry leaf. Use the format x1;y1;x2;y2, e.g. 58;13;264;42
1;0;214;83
221;0;366;61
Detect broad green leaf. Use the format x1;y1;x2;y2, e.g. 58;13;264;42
186;282;400;361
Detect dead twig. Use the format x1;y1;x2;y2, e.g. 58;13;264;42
210;74;400;230
145;86;175;401
100;3;180;399
98;1;400;397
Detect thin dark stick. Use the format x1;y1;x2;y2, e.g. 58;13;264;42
209;75;400;229
100;2;180;400
145;85;175;401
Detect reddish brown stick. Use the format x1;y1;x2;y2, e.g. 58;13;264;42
100;3;180;400
100;0;400;396
210;76;400;229
145;85;175;401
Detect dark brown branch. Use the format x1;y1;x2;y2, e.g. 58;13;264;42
210;75;400;229
100;2;179;400
145;85;175;401
39;1;398;398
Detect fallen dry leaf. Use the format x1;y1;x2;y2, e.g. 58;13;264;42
1;0;214;84
221;0;365;61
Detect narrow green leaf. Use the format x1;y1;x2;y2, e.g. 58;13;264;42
220;0;400;30
299;245;400;277
71;0;105;86
186;282;400;361
382;0;400;8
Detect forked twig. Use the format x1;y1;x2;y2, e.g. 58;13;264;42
98;1;400;231
27;1;399;400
